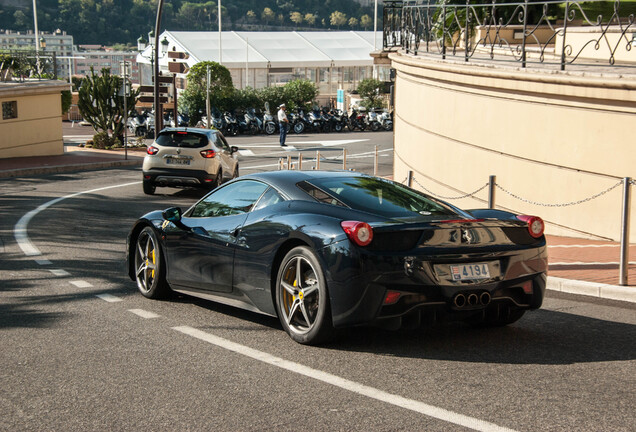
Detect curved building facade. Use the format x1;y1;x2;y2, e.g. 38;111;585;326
390;51;636;242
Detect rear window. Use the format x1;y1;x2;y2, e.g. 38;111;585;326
299;177;462;220
156;131;213;148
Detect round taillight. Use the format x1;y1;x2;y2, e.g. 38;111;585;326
147;145;159;155
517;215;545;238
340;221;373;247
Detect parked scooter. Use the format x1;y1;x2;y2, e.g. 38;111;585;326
378;109;393;131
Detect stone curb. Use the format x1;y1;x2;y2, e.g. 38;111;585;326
0;159;142;178
547;276;636;303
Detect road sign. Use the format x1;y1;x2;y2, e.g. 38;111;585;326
139;85;154;93
169;62;188;74
168;51;189;59
157;76;173;84
138;96;168;104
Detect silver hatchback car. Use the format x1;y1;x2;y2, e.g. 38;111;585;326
142;128;239;195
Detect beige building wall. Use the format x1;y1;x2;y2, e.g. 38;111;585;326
390;51;636;242
0;81;69;158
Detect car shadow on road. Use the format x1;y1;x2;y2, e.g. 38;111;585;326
326;309;636;365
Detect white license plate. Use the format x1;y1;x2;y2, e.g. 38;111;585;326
166;158;190;165
450;263;491;281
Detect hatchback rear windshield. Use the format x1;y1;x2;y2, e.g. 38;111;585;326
156;131;213;148
299;177;462;220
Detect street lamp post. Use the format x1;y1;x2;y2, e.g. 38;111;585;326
153;1;164;133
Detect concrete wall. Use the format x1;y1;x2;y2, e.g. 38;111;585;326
0;81;69;158
389;51;636;242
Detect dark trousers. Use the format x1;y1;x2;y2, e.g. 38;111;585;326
279;122;287;145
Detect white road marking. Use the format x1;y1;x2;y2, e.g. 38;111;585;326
96;294;123;303
242;148;393;171
35;259;52;265
173;325;516;432
49;269;70;276
128;309;160;319
550;261;636;266
14;182;141;257
281;145;297;151
548;244;620;248
238;149;255;156
70;280;93;288
236;139;368;148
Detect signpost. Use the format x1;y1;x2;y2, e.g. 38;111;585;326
119;61;131;160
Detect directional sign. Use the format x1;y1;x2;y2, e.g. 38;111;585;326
168;62;188;74
139;85;155;93
157;76;173;84
168;51;189;59
138;96;168;104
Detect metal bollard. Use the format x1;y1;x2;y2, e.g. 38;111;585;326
374;145;378;176
343;148;347;170
298;153;303;171
287;155;291;170
407;170;413;187
619;177;631;286
316;150;320;170
488;175;496;209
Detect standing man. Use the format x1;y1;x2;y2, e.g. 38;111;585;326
278;104;289;147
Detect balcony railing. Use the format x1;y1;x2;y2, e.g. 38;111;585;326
383;0;635;70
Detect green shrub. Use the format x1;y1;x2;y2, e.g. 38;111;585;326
92;132;117;149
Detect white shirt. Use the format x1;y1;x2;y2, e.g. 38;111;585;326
278;108;288;123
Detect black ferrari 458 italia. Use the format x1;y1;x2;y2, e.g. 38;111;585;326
127;170;547;344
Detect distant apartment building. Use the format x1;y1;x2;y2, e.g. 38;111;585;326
73;46;140;84
0;29;74;79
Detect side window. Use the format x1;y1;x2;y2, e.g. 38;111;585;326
217;134;230;151
189;180;268;218
252;187;284;212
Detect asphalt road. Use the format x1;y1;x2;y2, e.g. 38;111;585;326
1;134;635;431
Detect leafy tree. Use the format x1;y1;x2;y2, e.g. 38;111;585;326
77;67;139;141
61;90;72;114
258;86;286;112
348;17;358;29
283;79;317;111
262;7;275;25
246;10;256;23
330;11;347;29
357;78;385;109
290;12;303;28
360;14;372;30
304;13;316;27
180;61;233;125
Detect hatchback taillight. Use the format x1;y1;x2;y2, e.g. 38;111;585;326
147;145;159;155
341;221;373;247
200;149;216;158
516;215;545;238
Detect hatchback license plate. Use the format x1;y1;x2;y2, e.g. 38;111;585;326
166;158;190;165
450;263;491;281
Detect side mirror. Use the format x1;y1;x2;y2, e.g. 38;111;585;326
162;207;182;222
231;146;239;154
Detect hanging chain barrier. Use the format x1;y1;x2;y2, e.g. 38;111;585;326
412;176;489;200
495;181;624;207
403;170;633;286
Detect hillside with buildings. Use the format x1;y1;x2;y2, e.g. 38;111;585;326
0;0;378;45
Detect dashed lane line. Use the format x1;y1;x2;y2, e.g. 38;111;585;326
128;309;160;319
173;325;517;432
70;280;93;288
96;294;123;303
49;269;70;276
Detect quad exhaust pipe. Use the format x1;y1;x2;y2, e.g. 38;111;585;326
453;291;491;309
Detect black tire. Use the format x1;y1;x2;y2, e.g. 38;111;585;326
265;123;276;135
275;246;334;345
212;170;223;189
134;226;170;299
334;123;343;132
143;181;155;195
293;122;305;134
371;121;381;132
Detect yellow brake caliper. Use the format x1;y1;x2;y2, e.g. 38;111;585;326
150;248;155;279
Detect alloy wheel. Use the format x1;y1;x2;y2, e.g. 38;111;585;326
279;255;321;335
135;230;157;295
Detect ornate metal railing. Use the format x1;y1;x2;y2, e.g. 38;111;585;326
0;49;58;81
383;0;635;70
